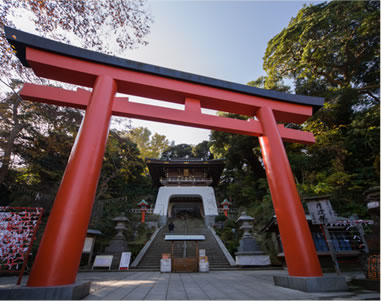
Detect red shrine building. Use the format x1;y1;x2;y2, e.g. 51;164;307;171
146;158;225;226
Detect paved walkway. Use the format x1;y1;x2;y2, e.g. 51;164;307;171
0;270;379;300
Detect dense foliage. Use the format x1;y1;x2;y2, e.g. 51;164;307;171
211;1;379;239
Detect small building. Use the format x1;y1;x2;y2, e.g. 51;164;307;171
146;158;224;226
262;214;368;272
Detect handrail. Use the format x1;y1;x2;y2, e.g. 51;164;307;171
208;226;236;266
130;226;162;268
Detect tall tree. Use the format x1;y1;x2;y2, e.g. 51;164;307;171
263;1;379;104
161;143;194;159
0;0;153;83
90;130;150;226
127;127;170;159
0;81;83;186
192;140;213;159
261;0;380;215
96;130;146;200
211;0;379;227
0;0;153;188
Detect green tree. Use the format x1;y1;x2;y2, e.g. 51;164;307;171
127;127;170;159
0;0;153;191
97;130;147;200
90;130;151;227
192;140;213;159
0;81;83;187
209;78;290;208
264;1;379;104
0;0;153;82
210;0;379;234
161;143;193;159
262;0;380;215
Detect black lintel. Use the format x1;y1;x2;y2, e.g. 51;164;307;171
4;26;324;111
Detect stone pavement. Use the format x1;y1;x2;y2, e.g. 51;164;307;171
0;270;379;300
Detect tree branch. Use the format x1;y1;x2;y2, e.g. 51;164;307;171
362;90;380;103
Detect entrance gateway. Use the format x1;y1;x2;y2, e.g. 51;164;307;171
146;158;224;226
5;27;327;287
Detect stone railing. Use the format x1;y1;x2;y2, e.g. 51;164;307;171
160;177;213;186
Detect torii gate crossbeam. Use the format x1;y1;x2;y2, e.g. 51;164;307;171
5;27;324;287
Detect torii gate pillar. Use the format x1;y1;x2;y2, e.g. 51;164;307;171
27;76;117;286
258;106;320;276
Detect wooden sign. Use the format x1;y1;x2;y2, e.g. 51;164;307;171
82;237;94;253
92;255;113;270
306;199;337;224
119;252;131;270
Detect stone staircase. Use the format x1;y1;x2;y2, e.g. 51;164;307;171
134;217;232;270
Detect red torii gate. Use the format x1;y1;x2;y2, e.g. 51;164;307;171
5;27;324;287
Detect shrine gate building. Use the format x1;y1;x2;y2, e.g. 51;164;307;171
146;158;224;225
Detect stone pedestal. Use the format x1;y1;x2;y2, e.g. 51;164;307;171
235;212;270;266
273;275;348;292
104;214;129;269
104;231;129;269
236;251;270;266
0;282;91;300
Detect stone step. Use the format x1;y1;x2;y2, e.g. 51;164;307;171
137;217;232;269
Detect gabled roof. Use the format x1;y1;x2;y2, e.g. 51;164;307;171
146;158;225;187
5;26;324;112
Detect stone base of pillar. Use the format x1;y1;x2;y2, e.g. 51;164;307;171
0;281;91;300
235;252;271;266
273;275;348;292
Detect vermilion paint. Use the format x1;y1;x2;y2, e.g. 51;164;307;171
257;106;322;276
27;76;117;286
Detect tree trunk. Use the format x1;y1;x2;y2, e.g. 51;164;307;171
0;95;23;186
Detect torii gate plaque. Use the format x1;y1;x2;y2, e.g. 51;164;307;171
5;27;325;287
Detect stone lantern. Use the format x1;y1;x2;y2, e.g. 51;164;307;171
235;212;270;266
104;213;129;269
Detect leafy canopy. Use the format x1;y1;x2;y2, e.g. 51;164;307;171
264;1;379;104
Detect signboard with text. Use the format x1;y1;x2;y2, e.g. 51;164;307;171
82;237;94;253
306;199;337;224
119;252;131;270
92;255;113;270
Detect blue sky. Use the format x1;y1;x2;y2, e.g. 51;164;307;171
123;0;320;145
8;0;321;146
